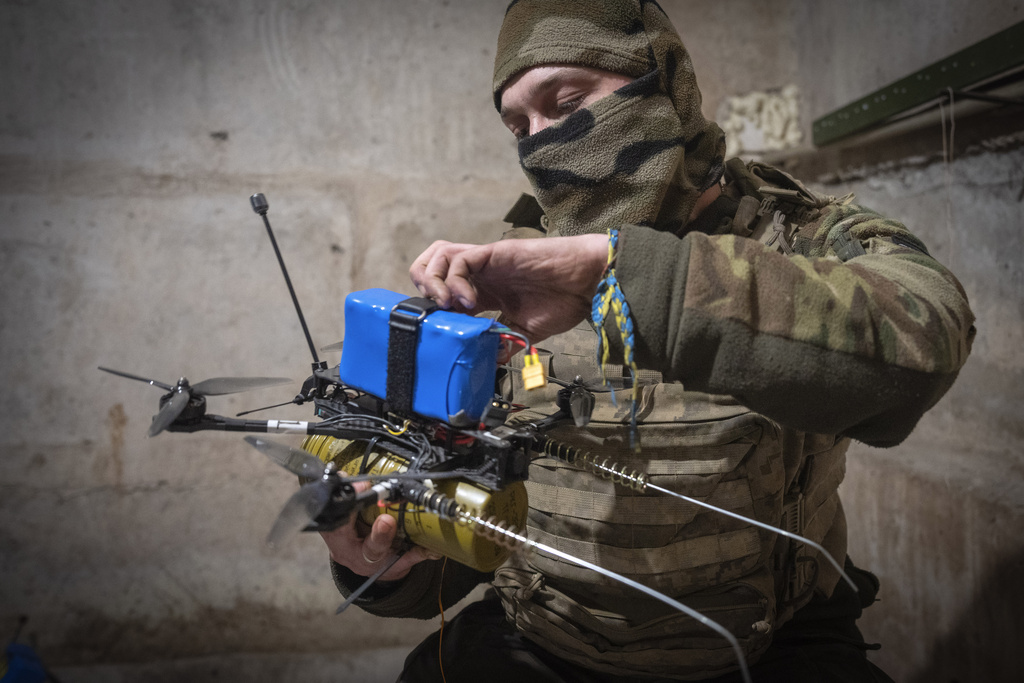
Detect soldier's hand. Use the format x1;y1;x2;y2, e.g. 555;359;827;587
319;480;441;580
409;234;608;343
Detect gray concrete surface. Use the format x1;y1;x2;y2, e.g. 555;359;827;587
49;649;410;683
820;146;1024;681
2;1;1022;681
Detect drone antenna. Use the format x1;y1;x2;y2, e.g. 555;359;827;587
251;193;322;368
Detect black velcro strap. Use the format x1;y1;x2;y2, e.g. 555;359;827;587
386;297;438;415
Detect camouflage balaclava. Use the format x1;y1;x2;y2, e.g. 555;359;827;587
493;0;726;236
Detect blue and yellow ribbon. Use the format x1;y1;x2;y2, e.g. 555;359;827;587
591;229;641;450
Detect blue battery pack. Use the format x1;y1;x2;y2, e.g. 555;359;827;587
338;288;500;426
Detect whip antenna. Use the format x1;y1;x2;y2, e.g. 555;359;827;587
251;193;322;367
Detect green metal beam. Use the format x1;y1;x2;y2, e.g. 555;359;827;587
812;20;1024;147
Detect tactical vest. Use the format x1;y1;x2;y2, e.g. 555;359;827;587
491;160;852;679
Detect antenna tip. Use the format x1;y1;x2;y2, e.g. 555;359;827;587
250;193;269;215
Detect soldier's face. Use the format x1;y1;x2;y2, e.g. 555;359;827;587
499;65;633;140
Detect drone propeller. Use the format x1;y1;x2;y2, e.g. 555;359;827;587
266;480;334;547
568;385;596;428
243;436;338;546
148;390;191;438
320;340;344;353
538;375;622;428
243;435;327;479
550;375;652;427
99;366;291;396
188;376;292;396
247;435;483;544
98;367;291;436
97;367;175;392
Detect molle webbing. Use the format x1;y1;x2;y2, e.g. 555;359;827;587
512;393;785;596
498;320;849;678
495;562;776;680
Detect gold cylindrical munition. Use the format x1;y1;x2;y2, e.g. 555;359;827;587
301;434;527;572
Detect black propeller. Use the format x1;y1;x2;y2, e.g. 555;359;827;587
243;435;469;546
267;480;334;547
99;367;291;436
501;365;638;427
244;436;346;546
244;435;336;546
547;375;647;428
243;435;327;479
150;389;191;437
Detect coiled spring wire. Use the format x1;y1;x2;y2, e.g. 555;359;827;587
537;437;857;593
458;510;528;553
540;438;648;492
402;483;462;521
442;500;754;683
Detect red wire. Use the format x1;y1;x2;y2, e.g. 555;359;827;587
498;333;536;355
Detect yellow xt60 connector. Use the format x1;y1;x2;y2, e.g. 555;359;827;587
521;351;547;391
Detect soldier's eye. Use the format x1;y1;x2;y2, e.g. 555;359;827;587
556;96;585;117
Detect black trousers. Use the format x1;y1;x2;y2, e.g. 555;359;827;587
398;560;894;683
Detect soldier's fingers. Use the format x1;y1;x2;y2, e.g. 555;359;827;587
318;521;364;568
445;244;506;311
410;240;451;297
423;243;483;309
359;513;398;566
410;240;449;275
417;245;462;307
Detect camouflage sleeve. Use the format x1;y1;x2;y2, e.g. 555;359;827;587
613;203;976;447
329;558;490;619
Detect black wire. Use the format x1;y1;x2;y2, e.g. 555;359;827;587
359;436;380;475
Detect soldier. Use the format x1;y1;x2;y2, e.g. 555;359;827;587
324;2;975;681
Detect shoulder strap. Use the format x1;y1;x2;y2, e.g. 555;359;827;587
725;158;837;256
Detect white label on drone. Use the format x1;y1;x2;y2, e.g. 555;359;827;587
267;420;309;434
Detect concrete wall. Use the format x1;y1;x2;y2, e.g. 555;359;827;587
1;0;525;674
817;147;1024;682
1;1;1021;681
784;3;1024;680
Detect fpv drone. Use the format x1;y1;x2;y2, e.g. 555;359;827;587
101;194;857;683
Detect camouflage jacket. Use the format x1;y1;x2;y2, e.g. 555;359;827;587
331;159;976;660
608;158;975;448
